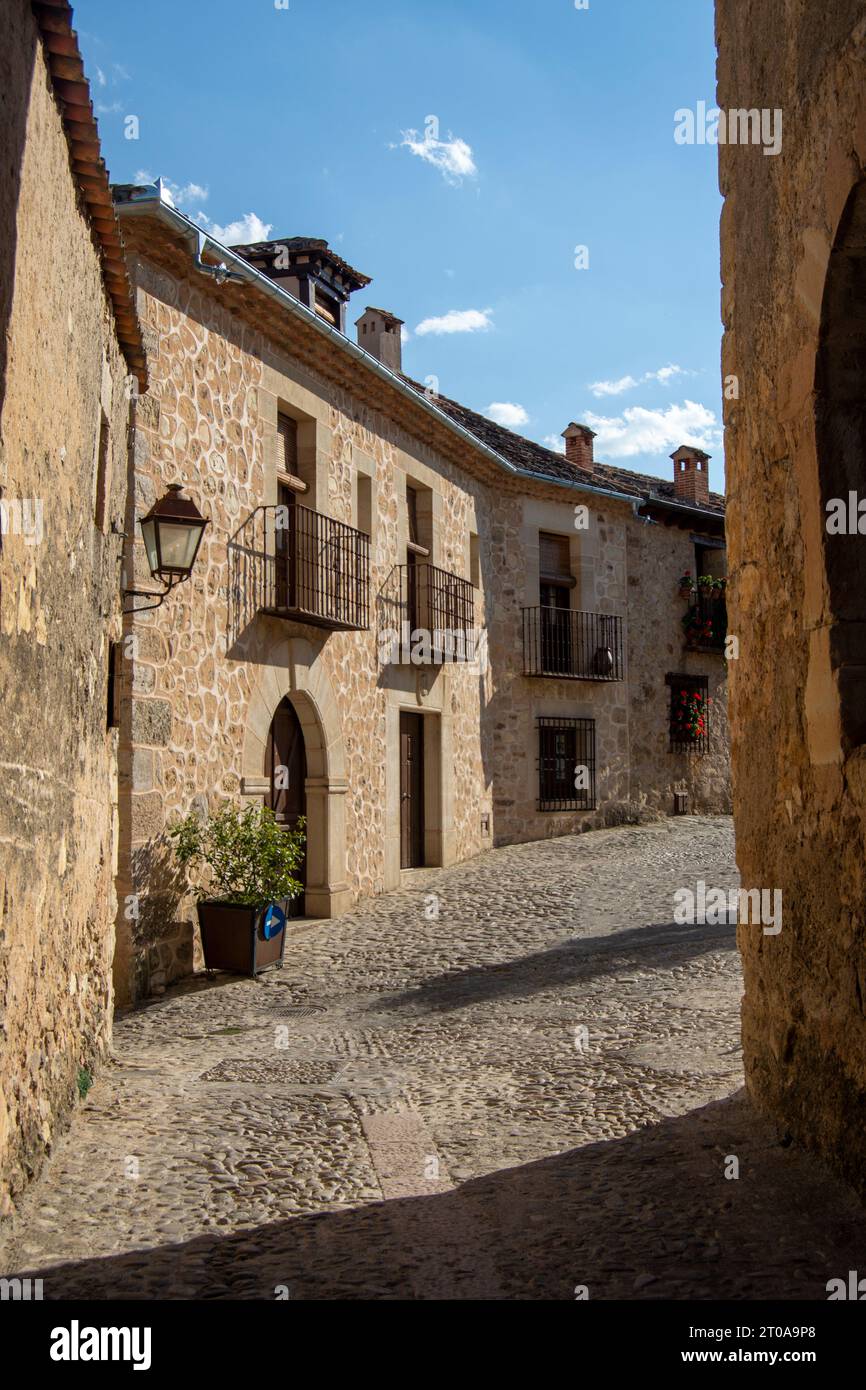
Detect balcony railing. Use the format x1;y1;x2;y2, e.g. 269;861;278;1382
522;606;624;680
378;562;478;663
684;588;727;652
229;503;370;632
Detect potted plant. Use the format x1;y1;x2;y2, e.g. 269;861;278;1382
678;569;695;597
170;803;306;977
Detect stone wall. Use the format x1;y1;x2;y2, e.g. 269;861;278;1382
626;519;730;818
0;7;131;1210
717;0;866;1194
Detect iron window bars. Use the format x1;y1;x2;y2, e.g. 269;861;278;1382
536;716;597;811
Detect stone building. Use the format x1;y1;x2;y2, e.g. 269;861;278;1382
0;1;146;1210
717;0;866;1196
110;185;729;1003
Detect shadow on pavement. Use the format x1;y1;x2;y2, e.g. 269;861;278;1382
16;1091;865;1301
373;919;736;1015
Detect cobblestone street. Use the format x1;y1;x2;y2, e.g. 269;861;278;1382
2;816;865;1300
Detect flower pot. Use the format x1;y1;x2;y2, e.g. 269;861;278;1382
196;898;291;977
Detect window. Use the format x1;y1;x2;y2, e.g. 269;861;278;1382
537;716;596;811
667;673;710;753
356;473;372;536
94;409;110;530
407;485;420;546
107;640;121;730
694;539;727;581
276;414;299;476
469;531;480;587
314;288;341;327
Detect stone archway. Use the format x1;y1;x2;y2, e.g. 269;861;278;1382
241;636;351;919
814;175;866;754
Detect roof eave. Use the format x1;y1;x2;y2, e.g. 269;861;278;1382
114;192;642;507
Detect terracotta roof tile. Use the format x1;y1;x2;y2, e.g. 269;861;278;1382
31;1;147;389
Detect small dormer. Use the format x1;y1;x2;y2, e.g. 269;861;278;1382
230;237;372;334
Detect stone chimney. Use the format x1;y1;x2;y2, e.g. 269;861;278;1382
356;307;404;373
562;422;596;472
670;445;711;506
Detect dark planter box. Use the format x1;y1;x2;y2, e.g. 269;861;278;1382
196;899;291;977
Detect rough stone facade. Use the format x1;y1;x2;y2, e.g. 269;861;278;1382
112;201;730;1005
0;4;136;1210
717;0;866;1195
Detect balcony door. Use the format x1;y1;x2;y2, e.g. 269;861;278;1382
266;696;306;916
539;532;573;674
399;712;425;869
274;482;296;611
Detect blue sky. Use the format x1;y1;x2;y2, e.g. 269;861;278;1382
78;0;724;491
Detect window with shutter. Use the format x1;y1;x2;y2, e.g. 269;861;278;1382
277;414;298;476
539;532;571;580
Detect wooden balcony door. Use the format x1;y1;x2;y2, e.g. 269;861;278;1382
399;712;425;869
266;696;306;916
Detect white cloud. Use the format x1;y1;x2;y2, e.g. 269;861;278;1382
650;364;685;385
542;433;566;454
589;364;692;397
583;400;721;459
588;374;639;398
415;307;493;336
159;179;209;209
95;66;107;87
206;212;272;245
138;178;269;247
485;402;529;428
588;363;689;398
399;129;477;184
96;101;123;116
400;326;412;345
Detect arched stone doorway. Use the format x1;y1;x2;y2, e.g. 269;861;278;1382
266;696;307;916
815;175;866;752
241;637;351;919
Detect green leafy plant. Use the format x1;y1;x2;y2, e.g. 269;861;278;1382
169;803;305;906
77;1067;93;1099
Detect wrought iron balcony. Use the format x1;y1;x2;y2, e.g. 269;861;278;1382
229;503;369;632
684;587;727;652
378;562;478;663
522;606;624;680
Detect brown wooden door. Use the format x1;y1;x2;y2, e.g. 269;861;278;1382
399;712;425;869
266;697;307;916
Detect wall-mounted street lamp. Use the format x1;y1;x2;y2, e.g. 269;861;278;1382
123;484;209;613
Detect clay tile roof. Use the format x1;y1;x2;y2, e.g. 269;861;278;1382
31;1;147;389
402;377;725;516
360;306;405;326
231;237;372;290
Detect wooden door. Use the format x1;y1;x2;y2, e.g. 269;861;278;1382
399;712;425;869
266;697;307;916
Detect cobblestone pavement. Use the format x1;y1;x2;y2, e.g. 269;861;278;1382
2;816;865;1300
